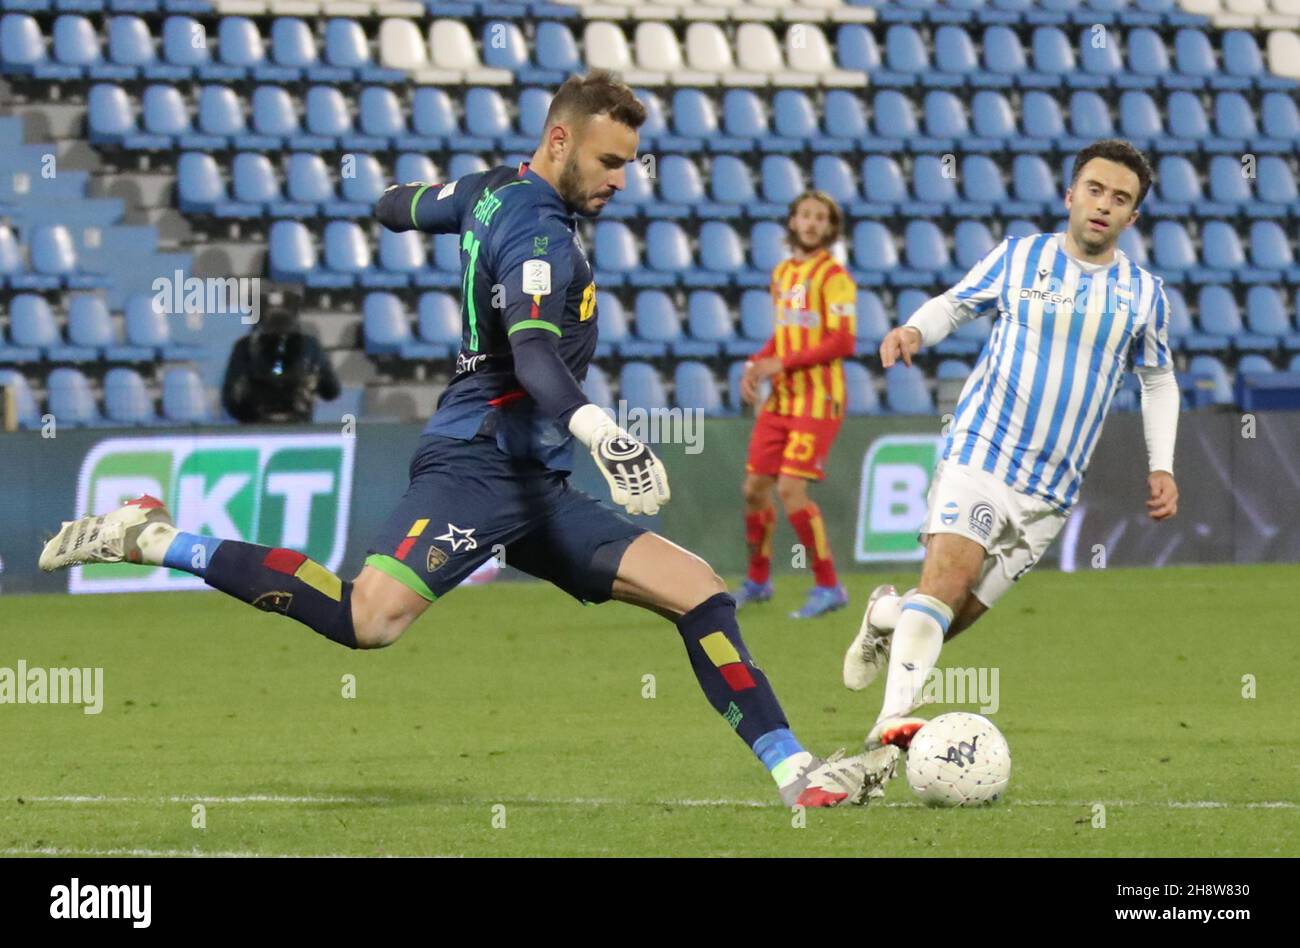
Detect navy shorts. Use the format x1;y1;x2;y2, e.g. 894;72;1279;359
366;434;645;603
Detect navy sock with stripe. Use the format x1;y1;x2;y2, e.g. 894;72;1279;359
164;532;357;649
675;592;808;780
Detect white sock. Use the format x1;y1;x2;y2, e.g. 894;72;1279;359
877;593;952;722
135;523;178;566
868;586;916;632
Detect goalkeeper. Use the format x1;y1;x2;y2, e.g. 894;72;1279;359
40;71;897;808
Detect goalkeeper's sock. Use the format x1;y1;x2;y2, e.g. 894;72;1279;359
744;506;776;584
877;593;952;721
676;592;807;782
788;503;837;588
159;532;358;649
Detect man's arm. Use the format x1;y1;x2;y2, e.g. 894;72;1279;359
374;172;483;234
1134;279;1179;520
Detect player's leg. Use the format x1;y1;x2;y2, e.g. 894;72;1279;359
738;473;777;606
776;416;847;619
509;493;896;806
736;412;786;607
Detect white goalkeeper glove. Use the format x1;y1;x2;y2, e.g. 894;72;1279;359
568;403;671;516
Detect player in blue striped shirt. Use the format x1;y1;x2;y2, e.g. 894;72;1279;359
843;140;1181;751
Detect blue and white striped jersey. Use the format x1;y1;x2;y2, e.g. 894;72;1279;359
940;232;1172;512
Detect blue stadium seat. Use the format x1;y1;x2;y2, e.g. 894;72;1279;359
64;294;120;358
961;156;1007;207
1215;91;1257;140
0;13;50;76
954;220;996;269
1069;91;1114;140
852;221;899;277
1126;28;1169;80
773;89;817;142
417;292;461;349
884;363;932;414
161;15;209;73
141;83;190;141
1156;155;1201;206
358;86;407;143
269;17;318;78
518;87;552;139
1208;154;1251;204
10;294;86;361
836;23;880;73
1249;221;1294;272
1261;92;1300;143
696;221;746;283
0;369;40;429
630;290;680;357
105;14;154;77
1168;90;1209;141
912;154;955;206
1079;26;1122;79
217;16;264;75
581;363;614;413
431;233;461;277
619;362;668;413
884;24;928;74
320;220;375;287
394;153;438;186
1173;29;1216;80
872;90;918;140
856;290;891;352
1120;91;1163;140
1187;355;1232;406
824;89;867;140
643;221;691;286
267;220;316;282
104;366;155;425
1011;155;1056;210
464;87;512;140
1117;228;1149;266
905;220;949;272
594;290;628;357
933;24;977;77
378;229;427;281
177;151;225;213
749;221;786;273
659;154;707;209
252;85;304;143
673;88;717;139
48;367;103;427
1244;286;1300;350
363;292;439;359
1023;91;1064;140
843;361;879;415
924;90;968;139
1257;156;1298;206
410;87;458;140
1222;30;1263;79
862;154;907;206
284;153;335;209
535;21;580;73
1031;27;1075;80
1164;286;1192;351
305;86;353;144
122;294;201;360
481;20;528;74
231;152;283;207
197;85;248;143
1200;220;1245;274
674;362;723;414
447;154;488;180
323;17;400;83
338;152;385;206
85;83;134;143
740;289;773;346
594;221;639;280
812;155;858;205
30;225;98;288
722;89;767;141
685;290;735;357
726;360;749;414
161;366;209;424
1153;221;1196;273
709;154;755;207
970;90;1015;140
760;155;803;205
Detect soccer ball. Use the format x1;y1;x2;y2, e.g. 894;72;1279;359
905;712;1011;807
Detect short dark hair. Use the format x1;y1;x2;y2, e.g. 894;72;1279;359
543;70;646;132
786;190;844;248
1070;139;1154;208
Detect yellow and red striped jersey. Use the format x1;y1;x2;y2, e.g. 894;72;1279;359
761;250;858;420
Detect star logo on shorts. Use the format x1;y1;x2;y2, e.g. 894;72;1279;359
436;523;478;552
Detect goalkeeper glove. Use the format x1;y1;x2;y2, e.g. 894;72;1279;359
568;403;671;516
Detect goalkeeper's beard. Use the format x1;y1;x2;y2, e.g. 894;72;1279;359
558;157;611;218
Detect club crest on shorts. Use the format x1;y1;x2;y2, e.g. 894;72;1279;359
253;590;294;614
968;502;995;540
940;500;960;526
426;545;449;573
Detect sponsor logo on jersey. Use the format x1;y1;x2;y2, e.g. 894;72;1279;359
522;259;551;295
456;351;489;375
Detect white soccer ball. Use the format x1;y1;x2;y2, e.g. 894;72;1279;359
905;712;1011;807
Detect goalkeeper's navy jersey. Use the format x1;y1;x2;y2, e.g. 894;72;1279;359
377;163;598;472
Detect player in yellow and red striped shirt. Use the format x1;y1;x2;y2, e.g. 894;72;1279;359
736;190;857;619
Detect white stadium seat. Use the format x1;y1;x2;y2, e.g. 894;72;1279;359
737;23;815;86
584;22;667;85
635;22;717;86
784;23;864;86
1266;29;1300;77
428;19;512;85
685;22;766;87
378;18;428;72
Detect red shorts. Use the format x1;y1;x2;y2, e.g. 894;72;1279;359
745;411;843;481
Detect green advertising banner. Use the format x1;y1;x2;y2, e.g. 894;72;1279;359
70;434;355;594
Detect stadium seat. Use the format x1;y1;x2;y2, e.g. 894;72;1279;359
619;362;668;413
970;90;1016;140
1187;355;1233;406
0;369;40;429
843;361;879;415
643;222;692;286
628;290;680;357
684;290;735;357
161;366;209;424
696;221;746;282
122;294;201;360
593;290;629;357
856;290;892;352
884;363;933;414
64;294;118;358
416;292;462;350
674;361;723;414
104;366;155;425
708;155;755;208
47;367;103;427
853;221;900;277
581;363;614;414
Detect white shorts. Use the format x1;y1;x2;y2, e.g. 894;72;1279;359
920;460;1068;608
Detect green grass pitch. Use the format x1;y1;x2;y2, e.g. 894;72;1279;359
1;564;1296;857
